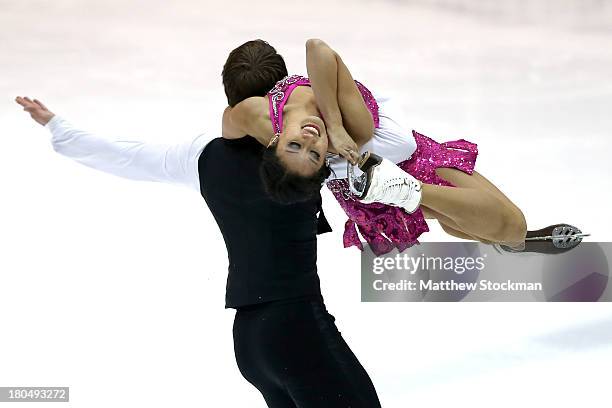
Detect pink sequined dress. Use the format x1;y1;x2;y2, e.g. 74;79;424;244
267;74;478;256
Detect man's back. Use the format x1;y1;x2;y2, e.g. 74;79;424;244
39;113;323;309
198;136;322;308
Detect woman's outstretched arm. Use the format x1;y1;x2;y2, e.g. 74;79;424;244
15;96;208;193
305;39;374;151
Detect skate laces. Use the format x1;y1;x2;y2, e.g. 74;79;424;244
378;177;420;204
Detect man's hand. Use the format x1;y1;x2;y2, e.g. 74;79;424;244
327;126;360;165
15;96;55;126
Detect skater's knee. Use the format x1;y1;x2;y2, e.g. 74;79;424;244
496;207;527;244
440;222;473;240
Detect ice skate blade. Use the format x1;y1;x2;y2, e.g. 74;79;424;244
525;233;590;241
347;152;383;199
493;224;588;254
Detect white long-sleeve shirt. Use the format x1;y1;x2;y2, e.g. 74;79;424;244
45;97;415;191
45;115;212;193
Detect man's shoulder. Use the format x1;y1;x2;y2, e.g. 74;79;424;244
198;136;263;175
201;135;262;155
197;135;268;203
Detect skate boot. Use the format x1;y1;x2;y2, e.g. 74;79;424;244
347;152;422;213
493;223;589;255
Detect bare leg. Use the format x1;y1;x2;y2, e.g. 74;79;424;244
422;205;495;244
464;171;526;249
441;222;483;241
419;168;527;246
420;184;513;242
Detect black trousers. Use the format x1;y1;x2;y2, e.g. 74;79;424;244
233;294;382;408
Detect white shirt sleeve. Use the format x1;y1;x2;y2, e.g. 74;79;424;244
45;115;211;193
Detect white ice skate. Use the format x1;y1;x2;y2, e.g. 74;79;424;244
347;152;422;213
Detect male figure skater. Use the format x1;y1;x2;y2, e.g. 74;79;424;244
15;39;383;407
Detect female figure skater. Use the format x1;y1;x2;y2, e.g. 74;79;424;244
223;38;585;256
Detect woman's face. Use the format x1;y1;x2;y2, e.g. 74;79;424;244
275;115;329;176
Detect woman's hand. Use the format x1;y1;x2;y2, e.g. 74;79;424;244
15;96;55;126
327;126;360;165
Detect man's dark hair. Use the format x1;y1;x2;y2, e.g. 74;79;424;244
222;39;288;107
259;145;331;204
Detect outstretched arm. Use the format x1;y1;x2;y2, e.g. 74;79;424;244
15;96;208;193
306;39;374;153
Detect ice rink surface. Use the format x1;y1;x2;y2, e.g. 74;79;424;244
1;1;611;406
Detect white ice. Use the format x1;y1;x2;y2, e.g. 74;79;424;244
1;1;611;407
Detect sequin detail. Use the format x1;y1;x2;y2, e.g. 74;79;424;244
267;74;380;135
326;130;479;256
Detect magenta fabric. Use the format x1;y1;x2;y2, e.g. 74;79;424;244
264;73;479;256
267;74;380;135
326;131;479;256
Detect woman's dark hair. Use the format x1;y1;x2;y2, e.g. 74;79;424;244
222;39;288;107
259;145;331;204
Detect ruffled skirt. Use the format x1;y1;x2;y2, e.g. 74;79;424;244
326;130;478;256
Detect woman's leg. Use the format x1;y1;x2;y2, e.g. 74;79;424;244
419;167;527;246
422;205;495;244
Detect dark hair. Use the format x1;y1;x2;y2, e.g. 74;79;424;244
259;145;331;204
222;39;288;107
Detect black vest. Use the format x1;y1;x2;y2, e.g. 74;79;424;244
198;136;326;309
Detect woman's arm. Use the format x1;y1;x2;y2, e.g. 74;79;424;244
305;39;374;148
222;106;246;139
221;97;274;146
15;96;208;193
